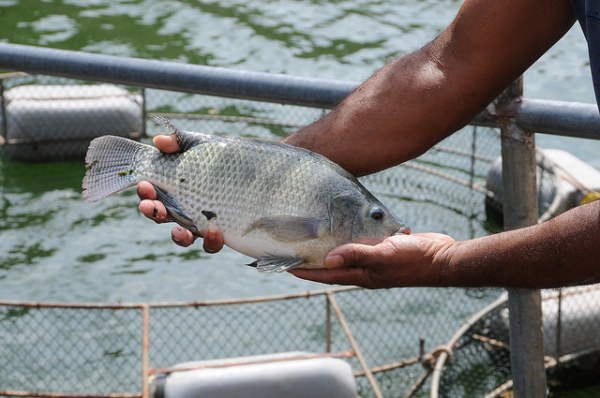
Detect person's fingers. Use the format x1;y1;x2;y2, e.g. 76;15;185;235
139;199;170;223
325;243;376;269
138;185;225;252
153;134;180;153
140;132;223;253
412;232;456;243
289;267;371;286
202;223;225;253
137;181;157;200
324;234;455;268
171;226;196;247
169;223;225;251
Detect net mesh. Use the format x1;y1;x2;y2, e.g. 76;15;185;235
1;74;599;398
436;287;600;398
0;304;144;395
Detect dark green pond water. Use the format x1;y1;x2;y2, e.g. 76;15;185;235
1;0;599;303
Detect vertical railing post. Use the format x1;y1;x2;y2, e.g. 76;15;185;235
326;295;332;353
142;304;150;398
498;77;547;397
0;77;7;141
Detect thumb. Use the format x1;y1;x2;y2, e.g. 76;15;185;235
325;243;376;269
152;134;180;153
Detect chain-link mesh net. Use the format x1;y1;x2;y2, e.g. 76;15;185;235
0;304;144;396
435;286;600;398
1;73;599;398
0;288;502;398
150;296;330;367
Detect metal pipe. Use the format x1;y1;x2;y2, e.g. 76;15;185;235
0;43;355;109
0;287;359;309
326;297;332;353
140;88;147;138
498;78;547;397
471;99;600;139
555;289;563;366
1;44;599;141
0;78;7;141
142;305;150;398
516;98;600;139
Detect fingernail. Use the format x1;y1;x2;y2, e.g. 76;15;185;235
205;223;218;240
325;254;344;268
172;227;183;243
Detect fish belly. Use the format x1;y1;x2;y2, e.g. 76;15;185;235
225;228;335;268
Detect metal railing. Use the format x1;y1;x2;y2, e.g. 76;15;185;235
1;43;599;398
1;287;445;398
1;43;599;139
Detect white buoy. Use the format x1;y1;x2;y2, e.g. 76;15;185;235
1;84;143;161
150;352;357;398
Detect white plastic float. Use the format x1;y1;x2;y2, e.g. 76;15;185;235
502;286;600;358
485;148;600;223
150;352;357;398
0;84;143;161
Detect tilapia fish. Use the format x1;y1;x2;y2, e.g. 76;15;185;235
82;116;409;272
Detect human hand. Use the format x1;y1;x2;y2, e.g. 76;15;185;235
289;233;455;288
137;134;225;253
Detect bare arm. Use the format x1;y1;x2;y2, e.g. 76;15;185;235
446;200;600;288
291;200;600;289
284;0;575;176
139;0;580;272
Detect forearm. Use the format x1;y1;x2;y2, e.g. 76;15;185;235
284;50;466;176
441;201;600;288
284;0;574;177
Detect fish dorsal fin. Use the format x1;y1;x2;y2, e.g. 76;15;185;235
150;115;219;152
150;115;183;136
245;216;325;242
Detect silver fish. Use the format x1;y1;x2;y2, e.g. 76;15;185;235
82;116;409;272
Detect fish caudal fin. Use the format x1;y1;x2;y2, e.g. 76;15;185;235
82;136;151;202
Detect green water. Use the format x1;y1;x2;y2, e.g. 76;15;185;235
0;0;599;303
2;2;600;397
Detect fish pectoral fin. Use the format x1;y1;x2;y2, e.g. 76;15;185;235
248;256;306;273
245;216;325;242
153;185;200;235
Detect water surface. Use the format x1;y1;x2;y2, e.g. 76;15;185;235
0;0;598;302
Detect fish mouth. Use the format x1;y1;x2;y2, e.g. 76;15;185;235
395;225;411;235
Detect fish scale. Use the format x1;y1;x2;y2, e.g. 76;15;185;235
82;117;409;272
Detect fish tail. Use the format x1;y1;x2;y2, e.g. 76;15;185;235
82;136;153;202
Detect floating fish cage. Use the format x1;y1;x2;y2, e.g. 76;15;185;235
431;286;600;398
2;68;600;398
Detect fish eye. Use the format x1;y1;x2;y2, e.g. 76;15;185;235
369;206;385;221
